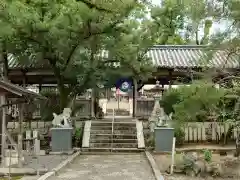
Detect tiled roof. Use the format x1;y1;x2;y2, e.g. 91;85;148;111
8;53;49;69
7;45;240;69
147;45;240;68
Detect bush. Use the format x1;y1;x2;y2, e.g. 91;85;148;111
161;81;227;123
203;149;212;163
174;127;185;145
160;88;182;115
73;127;83;147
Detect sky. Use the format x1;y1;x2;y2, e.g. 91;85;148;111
150;0;228;38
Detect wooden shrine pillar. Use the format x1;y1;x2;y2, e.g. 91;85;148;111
0;50;8;165
161;83;164;96
39;83;42;93
17;103;24;167
132;78;137;118
0;95;7;166
91;88;95;118
168;69;173;89
22;72;27;88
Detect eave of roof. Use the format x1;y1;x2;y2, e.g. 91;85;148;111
0;79;46;99
7;45;240;69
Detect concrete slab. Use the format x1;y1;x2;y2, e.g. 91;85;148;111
136;119;145;148
20;176;40;180
49;150;74;155
0;168;47;176
47;154;155;180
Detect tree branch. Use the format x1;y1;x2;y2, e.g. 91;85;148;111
76;0;115;13
63;13;131;72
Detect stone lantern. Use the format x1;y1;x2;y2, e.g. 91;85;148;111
148;81;174;152
148;80;167;132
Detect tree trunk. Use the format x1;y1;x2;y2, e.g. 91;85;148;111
235;134;240;157
58;85;69;111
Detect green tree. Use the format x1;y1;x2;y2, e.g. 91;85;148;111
151;0;186;44
0;0;140;111
104;5;157;83
183;0;214;45
211;0;240;52
161;81;227;122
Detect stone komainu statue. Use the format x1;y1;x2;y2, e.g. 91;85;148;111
52;108;72;128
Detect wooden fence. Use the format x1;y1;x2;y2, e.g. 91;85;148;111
183;122;239;143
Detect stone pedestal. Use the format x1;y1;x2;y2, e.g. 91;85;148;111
50;128;73;153
154;127;174;152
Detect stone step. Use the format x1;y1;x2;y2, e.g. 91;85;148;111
106;112;130;116
91;125;136;129
91;129;137;134
91;121;136;127
106;109;129;112
90;134;137;140
80;151;145;155
103;117;135;121
113;126;137;130
81;147;144;153
91;126;136;131
91;130;112;134
91;126;112;130
90;138;138;143
90;143;138;148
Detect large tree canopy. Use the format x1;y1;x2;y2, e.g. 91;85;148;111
0;0;154;110
1;0;239;114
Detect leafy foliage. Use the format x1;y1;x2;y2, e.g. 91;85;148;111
0;0;156;111
203;149;212;163
161;81;227;122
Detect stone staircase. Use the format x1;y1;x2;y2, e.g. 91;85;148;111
82;117;145;152
106;109;130;116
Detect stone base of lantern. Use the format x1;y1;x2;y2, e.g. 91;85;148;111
154;127;174;152
50;128;73;153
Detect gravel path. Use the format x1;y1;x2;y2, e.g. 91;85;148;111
47;154;155;180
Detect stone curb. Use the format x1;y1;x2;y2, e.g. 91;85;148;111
36;151;81;180
145;151;164;180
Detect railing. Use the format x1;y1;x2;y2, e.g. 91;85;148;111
111;108;115;152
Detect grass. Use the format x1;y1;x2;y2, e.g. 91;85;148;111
0;176;22;180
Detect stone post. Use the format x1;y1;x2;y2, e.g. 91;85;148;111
148;94;162;132
34;139;40;156
25;130;31;152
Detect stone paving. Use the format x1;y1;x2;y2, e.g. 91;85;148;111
48;154;155;180
23;155;69;171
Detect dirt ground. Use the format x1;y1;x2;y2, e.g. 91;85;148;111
153;153;240;180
